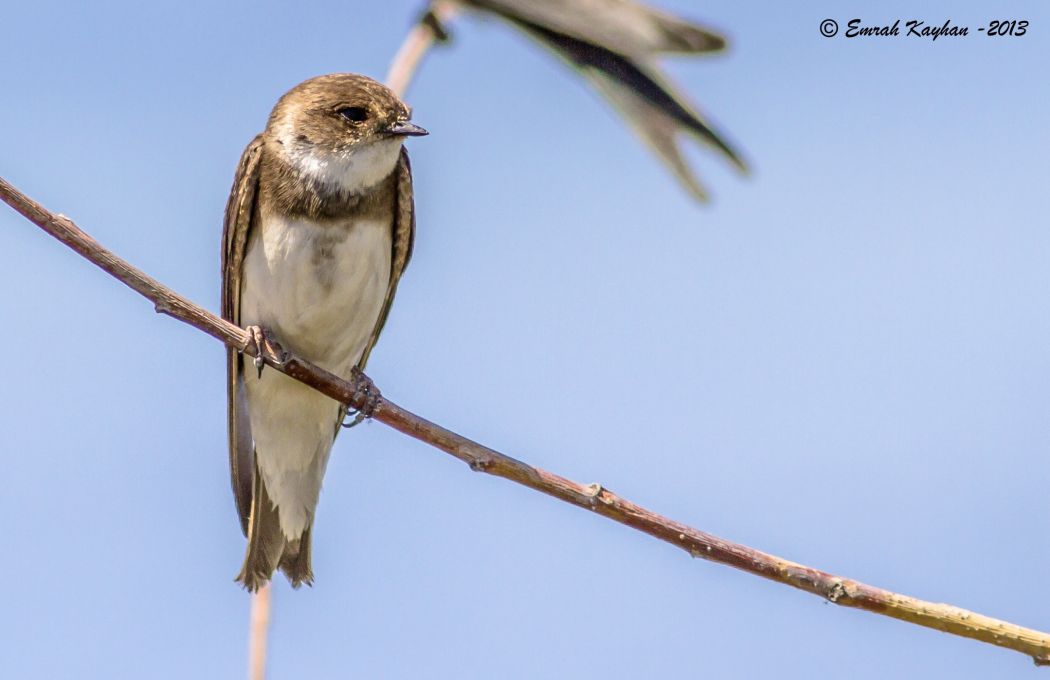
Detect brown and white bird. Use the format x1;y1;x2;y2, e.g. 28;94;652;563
221;73;426;591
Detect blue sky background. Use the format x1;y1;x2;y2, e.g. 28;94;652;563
2;1;1048;677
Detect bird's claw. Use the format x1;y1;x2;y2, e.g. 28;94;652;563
342;370;380;428
243;325;284;378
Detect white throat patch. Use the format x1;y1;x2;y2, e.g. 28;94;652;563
282;134;403;195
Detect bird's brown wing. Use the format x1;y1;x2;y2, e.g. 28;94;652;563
356;146;416;371
221;133;265;536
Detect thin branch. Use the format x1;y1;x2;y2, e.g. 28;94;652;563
248;584;271;680
3;175;1049;667
385;1;460;98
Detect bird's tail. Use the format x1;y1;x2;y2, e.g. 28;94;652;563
236;467;314;591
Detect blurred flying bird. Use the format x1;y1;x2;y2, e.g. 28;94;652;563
456;0;747;200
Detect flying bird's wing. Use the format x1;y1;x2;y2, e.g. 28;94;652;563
527;23;745;200
461;0;746;201
357;147;415;371
464;0;726;56
221;134;265;536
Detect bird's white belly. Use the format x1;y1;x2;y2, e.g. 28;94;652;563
239;212;391;538
241;212;392;373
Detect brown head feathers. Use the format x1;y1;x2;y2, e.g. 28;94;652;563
255;73;426;220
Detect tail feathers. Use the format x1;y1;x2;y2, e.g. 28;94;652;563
279;527;313;588
236;468;314;591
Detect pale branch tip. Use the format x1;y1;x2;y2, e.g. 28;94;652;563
385;1;460;98
2;174;1049;667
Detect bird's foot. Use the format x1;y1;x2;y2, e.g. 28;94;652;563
242;325;287;378
342;369;381;428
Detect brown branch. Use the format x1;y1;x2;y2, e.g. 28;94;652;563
3;174;1049;667
385;1;460;98
248;584;271;680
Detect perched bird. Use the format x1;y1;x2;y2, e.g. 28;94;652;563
455;0;747;200
221;73;426;591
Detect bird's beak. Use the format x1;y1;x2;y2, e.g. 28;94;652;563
387;121;429;137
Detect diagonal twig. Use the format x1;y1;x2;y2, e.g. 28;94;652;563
386;1;460;98
2;174;1049;666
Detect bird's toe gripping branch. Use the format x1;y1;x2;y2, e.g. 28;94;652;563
342;368;381;428
242;325;288;378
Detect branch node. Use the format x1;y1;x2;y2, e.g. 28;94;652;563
826;581;848;603
584;483;605;507
688;544;713;559
420;7;452;43
468;457;490;472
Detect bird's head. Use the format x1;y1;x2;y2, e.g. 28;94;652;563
267;73;427;193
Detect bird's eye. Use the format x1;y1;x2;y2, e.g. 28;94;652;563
338;107;369;123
